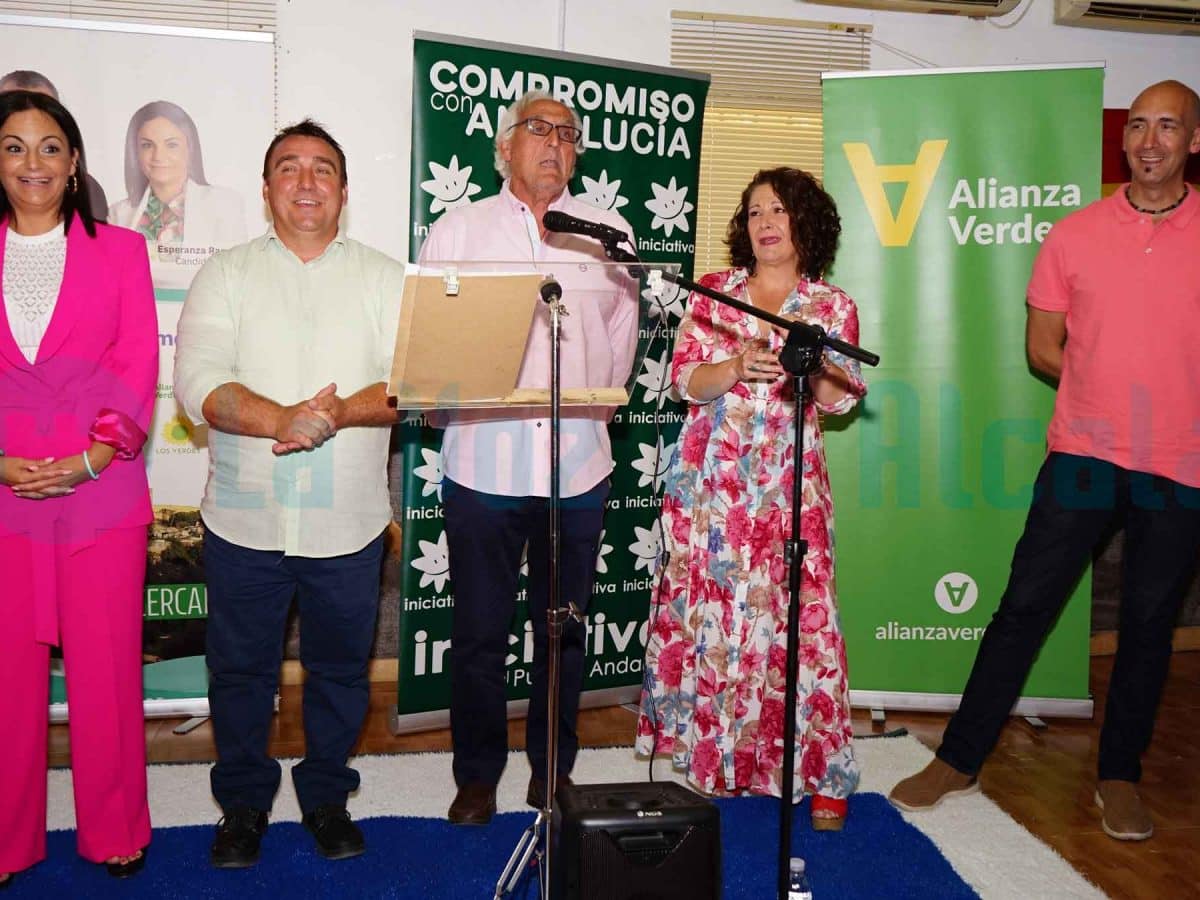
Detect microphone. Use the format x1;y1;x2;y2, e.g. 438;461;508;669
539;278;562;304
542;210;629;245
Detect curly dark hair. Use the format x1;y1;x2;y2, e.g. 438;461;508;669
725;167;840;279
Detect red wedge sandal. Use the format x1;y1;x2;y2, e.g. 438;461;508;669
811;794;847;832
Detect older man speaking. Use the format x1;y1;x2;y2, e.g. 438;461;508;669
419;90;639;825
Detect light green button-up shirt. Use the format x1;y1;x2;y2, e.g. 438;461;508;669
174;227;404;556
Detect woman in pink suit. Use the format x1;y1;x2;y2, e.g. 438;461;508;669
0;90;157;886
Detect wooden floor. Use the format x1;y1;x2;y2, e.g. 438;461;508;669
50;651;1200;899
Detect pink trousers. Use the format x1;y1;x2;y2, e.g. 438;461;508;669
0;525;151;872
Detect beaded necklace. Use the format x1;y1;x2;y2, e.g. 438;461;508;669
1125;184;1188;215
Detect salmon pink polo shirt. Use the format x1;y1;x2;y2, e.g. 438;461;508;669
1026;185;1200;488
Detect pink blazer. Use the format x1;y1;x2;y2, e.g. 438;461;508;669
0;219;158;642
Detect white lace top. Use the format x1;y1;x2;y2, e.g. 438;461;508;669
3;222;67;363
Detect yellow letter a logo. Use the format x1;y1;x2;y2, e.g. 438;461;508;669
843;140;948;247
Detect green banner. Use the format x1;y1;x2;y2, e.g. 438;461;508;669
144;584;208;621
398;34;709;719
821;65;1102;706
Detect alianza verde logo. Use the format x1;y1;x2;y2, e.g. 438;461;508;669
871;571;985;642
844;139;1083;248
844;140;948;247
935;572;978;615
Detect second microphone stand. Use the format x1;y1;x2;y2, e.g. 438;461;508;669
601;239;879;900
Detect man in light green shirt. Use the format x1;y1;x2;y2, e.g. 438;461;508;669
174;119;403;868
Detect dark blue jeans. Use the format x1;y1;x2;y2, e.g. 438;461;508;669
204;525;384;814
938;453;1200;782
442;477;609;787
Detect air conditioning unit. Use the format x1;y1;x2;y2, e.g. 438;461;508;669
804;0;1020;16
1055;0;1200;34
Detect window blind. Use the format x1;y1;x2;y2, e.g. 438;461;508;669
671;11;870;274
0;0;274;33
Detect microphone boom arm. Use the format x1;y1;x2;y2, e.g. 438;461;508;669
598;238;880;369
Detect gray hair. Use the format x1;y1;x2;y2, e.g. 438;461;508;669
0;69;58;99
493;89;585;179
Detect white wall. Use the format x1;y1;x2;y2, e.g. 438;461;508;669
274;0;1200;261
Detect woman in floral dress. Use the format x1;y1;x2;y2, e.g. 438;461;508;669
636;167;866;829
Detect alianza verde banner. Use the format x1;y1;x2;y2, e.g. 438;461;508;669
397;34;708;724
821;65;1102;712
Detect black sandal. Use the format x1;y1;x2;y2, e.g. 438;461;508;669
105;847;148;879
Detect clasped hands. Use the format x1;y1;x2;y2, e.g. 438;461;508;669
733;316;829;384
732;339;786;383
1;443;116;500
272;382;346;455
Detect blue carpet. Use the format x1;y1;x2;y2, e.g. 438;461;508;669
10;795;976;898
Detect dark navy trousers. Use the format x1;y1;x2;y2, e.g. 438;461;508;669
938;453;1200;782
204;525;385;814
442;477;609;787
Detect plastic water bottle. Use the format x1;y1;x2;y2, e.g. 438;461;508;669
787;857;813;900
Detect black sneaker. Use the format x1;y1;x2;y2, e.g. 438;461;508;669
211;808;269;868
302;805;365;860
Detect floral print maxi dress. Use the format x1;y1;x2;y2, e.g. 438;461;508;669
636;268;866;802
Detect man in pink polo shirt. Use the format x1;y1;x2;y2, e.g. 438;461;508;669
890;80;1200;841
417;90;638;825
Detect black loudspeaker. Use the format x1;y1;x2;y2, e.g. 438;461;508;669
552;780;721;900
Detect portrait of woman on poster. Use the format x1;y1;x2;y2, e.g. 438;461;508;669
636;167;866;831
109;100;245;286
0;90;157;886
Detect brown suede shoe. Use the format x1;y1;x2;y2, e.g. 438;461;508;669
888;758;980;812
1095;780;1153;841
448;783;497;825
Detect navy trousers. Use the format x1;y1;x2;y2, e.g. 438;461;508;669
938;453;1200;782
442;477;609;787
204;525;385;814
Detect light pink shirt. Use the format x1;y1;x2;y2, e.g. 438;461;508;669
1027;186;1200;487
417;183;639;497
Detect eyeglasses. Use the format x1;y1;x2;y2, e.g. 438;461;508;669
509;117;583;144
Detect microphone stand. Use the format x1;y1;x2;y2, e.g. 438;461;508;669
599;238;878;900
495;277;570;900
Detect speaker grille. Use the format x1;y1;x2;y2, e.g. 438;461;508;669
558;783;720;900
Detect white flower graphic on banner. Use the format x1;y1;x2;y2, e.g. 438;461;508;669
645;177;694;236
630;438;676;491
629;521;663;575
637;349;676;409
595;528;614;575
578;171;629;212
642;279;687;322
412;447;443;500
411;531;451;592
421;155;482;214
